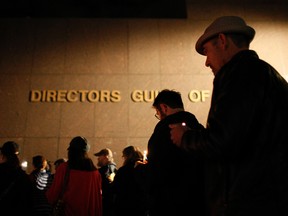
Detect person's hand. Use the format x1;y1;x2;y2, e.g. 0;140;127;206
134;160;147;168
108;172;115;182
169;123;190;146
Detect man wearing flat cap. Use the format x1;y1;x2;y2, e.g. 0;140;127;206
94;148;117;216
170;16;288;216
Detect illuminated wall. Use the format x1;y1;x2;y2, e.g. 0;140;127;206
0;0;287;172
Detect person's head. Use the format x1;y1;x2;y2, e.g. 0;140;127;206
122;146;143;166
153;89;184;121
0;141;20;167
94;148;114;167
54;158;67;170
195;16;255;75
68;136;90;154
67;136;96;170
32;155;47;171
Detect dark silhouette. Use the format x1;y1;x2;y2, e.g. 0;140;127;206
0;141;33;216
112;146;148;216
170;16;288;216
54;158;67;170
94;148;118;216
147;89;206;216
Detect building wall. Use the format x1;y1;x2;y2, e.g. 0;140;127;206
1;0;287;172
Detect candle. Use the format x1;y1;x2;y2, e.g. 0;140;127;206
181;122;186;126
143;150;147;162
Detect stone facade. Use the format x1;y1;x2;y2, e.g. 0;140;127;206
1;0;287;172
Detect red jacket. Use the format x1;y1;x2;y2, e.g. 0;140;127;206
46;162;102;216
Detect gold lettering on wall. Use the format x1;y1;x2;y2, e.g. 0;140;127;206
67;90;78;102
188;90;210;102
131;90;159;102
29;90;210;103
30;90;121;103
110;91;121;102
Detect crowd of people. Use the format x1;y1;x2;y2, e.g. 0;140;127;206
1;15;288;216
0;138;147;216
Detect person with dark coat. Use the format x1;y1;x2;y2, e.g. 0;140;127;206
170;16;288;216
112;146;148;216
0;141;33;216
94;148;118;216
147;89;206;216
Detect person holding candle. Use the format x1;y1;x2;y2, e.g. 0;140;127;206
146;89;206;216
112;145;148;216
142;150;147;162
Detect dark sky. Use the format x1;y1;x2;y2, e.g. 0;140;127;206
1;0;187;18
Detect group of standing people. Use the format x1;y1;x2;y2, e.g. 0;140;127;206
0;140;67;216
0;137;147;216
125;15;288;216
94;146;148;216
45;138;148;216
1;15;288;216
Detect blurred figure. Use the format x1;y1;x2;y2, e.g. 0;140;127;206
46;160;53;174
0;141;33;215
46;136;102;216
112;146;148;216
29;155;53;216
54;158;67;171
94;148;117;216
49;158;67;182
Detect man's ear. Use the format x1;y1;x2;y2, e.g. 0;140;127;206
159;103;168;112
218;33;228;49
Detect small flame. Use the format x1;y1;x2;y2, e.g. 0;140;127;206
21;161;28;168
143;150;147;161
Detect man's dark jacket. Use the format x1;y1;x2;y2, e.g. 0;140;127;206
147;111;206;216
182;50;288;216
99;162;117;216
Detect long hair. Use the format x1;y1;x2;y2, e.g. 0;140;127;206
67;136;96;171
122;146;143;166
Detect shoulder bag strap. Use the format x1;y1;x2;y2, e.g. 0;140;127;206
0;180;17;201
0;171;20;201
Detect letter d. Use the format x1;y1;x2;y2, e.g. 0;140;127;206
30;90;41;102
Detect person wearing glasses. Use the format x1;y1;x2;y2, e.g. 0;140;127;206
146;89;205;216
